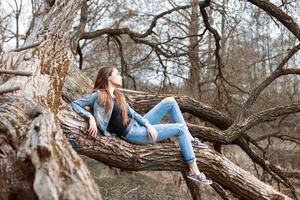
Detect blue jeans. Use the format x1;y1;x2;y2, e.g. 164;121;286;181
121;98;196;165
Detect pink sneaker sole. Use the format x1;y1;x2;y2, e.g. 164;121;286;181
192;138;209;149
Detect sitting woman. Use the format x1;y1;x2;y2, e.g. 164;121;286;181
70;66;212;185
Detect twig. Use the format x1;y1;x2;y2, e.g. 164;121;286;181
125;185;141;196
0;69;33;76
0;86;21;95
10;41;42;52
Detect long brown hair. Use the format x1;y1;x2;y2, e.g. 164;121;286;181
91;66;129;127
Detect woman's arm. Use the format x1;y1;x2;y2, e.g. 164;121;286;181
69;90;99;119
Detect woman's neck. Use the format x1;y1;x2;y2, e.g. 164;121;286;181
108;85;116;98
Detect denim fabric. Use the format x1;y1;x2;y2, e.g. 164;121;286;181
120;98;197;165
69;90;149;136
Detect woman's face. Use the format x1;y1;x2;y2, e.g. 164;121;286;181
108;68;123;87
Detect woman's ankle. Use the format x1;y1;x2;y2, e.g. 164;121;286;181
188;159;201;173
189;170;201;175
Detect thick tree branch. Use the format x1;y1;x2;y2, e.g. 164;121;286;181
247;0;300;40
125;94;233;130
235;43;300;122
82;5;190;40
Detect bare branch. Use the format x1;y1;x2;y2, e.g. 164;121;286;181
0;69;33;76
247;0;300;40
235;43;300;122
0;86;21;95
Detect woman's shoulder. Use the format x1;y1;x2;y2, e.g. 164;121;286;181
89;89;100;96
81;89;100;102
94;89;100;94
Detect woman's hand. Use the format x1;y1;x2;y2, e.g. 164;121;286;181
145;123;157;143
87;115;98;137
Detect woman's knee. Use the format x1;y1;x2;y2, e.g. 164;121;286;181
161;96;176;104
176;123;186;136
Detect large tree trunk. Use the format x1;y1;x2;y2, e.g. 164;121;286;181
0;0;102;199
188;0;202;101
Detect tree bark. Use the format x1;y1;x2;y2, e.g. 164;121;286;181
0;96;101;199
188;0;202;101
182;172;202;200
0;0;102;199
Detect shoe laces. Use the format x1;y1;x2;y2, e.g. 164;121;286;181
196;172;206;179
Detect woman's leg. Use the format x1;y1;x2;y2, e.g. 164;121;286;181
124;123;196;164
143;97;208;149
143;97;187;125
123;122;212;184
142;97;176;125
142;97;193;140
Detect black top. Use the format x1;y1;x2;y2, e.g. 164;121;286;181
107;97;129;137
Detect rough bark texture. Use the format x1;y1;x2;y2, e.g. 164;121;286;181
0;0;102;199
182;172;202;200
0;96;101;199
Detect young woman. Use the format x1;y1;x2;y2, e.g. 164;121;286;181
70;66;212;185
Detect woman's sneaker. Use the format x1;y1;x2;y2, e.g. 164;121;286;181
191;138;209;149
187;172;212;185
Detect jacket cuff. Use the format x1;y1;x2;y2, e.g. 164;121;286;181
142;118;150;126
137;116;149;127
69;102;92;119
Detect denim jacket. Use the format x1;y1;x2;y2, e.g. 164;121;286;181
69;89;149;136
